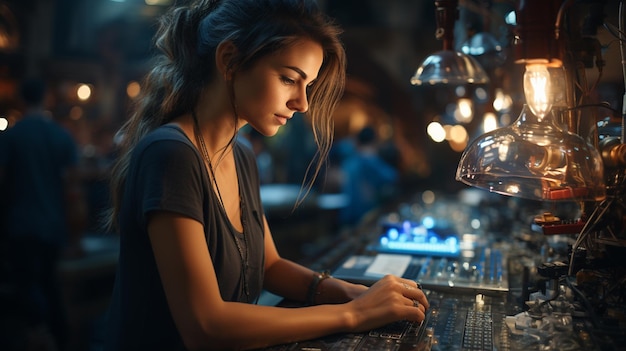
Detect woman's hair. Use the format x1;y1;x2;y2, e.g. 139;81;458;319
105;0;346;230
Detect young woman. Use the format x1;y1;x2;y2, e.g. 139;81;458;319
102;0;428;350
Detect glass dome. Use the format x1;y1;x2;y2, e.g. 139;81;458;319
456;105;606;201
410;50;490;86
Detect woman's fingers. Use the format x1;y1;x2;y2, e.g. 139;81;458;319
399;278;429;310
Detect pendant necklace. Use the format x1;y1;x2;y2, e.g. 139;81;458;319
192;110;251;302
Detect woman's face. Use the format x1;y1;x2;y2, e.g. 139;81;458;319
232;38;324;136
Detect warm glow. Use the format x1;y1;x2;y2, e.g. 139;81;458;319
483;112;498;133
523;63;552;118
427;121;446;143
126;81;141;98
449;125;468;144
492;88;512;112
450;139;468;152
454;99;473;123
0;117;7;131
505;184;521;194
448;125;469;152
0;33;8;49
76;84;92;101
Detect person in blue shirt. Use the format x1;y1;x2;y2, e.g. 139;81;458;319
0;77;84;351
339;126;399;226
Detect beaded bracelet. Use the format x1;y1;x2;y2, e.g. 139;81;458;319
306;270;332;305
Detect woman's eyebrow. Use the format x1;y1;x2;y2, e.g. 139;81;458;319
284;66;307;79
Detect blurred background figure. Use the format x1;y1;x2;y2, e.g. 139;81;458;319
338;126;399;226
0;77;86;351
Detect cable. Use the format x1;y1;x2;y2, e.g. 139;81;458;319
599;2;626;141
567;198;613;276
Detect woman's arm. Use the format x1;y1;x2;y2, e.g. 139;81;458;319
261;215;368;304
149;211;428;351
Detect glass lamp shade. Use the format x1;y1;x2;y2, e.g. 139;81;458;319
456;105;606;201
410;50;490;86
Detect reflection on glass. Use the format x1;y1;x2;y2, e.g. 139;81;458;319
410;50;490;86
456;105;606;201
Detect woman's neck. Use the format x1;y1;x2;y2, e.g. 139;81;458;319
192;85;244;156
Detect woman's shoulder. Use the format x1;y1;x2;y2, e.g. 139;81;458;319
143;124;191;143
133;125;198;162
135;125;192;148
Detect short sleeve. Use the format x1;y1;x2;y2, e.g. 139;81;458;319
132;138;207;226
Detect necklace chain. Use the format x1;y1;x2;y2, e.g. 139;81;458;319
192;111;250;302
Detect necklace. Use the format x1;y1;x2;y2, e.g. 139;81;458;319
191;110;251;302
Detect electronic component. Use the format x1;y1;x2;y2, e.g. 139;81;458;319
332;248;508;294
370;220;461;257
261;290;510;351
531;212;586;235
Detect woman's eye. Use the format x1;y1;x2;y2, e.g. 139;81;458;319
280;76;295;85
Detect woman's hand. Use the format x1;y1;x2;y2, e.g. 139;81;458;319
343;275;429;333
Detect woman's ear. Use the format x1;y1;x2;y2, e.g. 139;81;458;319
215;41;238;81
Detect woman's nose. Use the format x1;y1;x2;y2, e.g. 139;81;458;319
287;86;309;113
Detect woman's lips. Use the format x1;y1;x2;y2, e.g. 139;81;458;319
276;115;289;125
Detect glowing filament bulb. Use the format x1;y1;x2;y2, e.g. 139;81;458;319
523;63;552;119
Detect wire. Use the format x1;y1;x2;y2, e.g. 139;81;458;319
567;198;613;276
564;276;604;337
563;102;620;117
603;22;626;42
620;1;626;141
555;0;575;40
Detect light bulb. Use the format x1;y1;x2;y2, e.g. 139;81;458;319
523;63;552;119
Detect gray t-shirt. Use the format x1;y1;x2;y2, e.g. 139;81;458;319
104;125;265;351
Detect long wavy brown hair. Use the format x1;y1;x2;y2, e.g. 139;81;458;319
104;0;346;230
